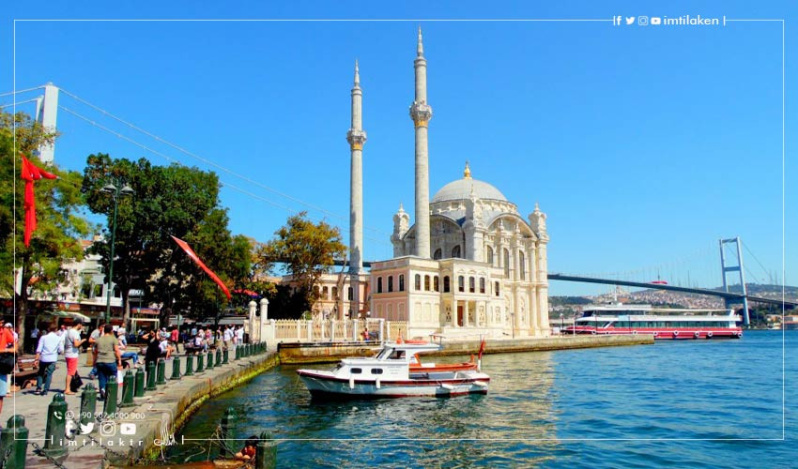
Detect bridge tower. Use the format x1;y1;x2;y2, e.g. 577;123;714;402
34;83;59;165
719;237;750;325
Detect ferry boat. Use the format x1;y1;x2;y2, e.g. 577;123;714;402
297;342;490;399
563;304;743;339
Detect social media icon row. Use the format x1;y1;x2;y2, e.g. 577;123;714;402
65;420;136;436
613;16;663;26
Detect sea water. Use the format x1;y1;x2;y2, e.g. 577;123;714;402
173;331;795;468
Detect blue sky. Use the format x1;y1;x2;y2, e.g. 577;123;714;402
3;1;795;295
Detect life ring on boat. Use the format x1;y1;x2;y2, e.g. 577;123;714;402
707;331;713;338
632;330;637;335
591;330;597;335
653;332;658;338
673;331;679;337
694;331;700;339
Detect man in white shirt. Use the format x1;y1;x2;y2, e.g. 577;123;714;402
234;326;244;345
35;324;64;395
223;326;234;350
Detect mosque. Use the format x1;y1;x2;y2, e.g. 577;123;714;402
342;29;552;339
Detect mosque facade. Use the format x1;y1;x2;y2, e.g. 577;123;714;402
347;30;551;339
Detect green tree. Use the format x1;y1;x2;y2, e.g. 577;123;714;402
260;212;346;318
0;111;91;347
82;155;252;325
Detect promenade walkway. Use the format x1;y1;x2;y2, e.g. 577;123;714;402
0;344;273;469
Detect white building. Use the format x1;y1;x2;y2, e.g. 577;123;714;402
346;30;551;340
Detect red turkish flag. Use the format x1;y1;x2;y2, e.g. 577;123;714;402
171;236;231;301
20;154;57;247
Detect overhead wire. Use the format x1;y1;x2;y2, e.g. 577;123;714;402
0;85;44;98
58;87;390;238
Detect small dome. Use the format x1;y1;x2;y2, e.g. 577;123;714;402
432;178;508;203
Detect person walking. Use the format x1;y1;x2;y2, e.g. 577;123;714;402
63;320;85;395
34;324;63;395
223;325;233;350
0;322;18;415
28;326;39;354
92;324;122;401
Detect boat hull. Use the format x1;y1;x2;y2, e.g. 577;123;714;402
564;328;742;339
297;371;489;398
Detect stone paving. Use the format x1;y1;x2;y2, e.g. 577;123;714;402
1;346;273;469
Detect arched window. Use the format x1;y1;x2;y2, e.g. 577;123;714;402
388;276;394;292
424;275;431;291
504;249;510;277
486;246;494;265
469;277;475;293
444;276;450;293
376;278;383;294
480;277;486;294
433;248;442;260
451;245;461;258
434;276;440;292
323;286;329;299
399;274;405;292
332;286;338;299
415;274;421;291
495;281;500;296
458;276;465;292
519;251;526;280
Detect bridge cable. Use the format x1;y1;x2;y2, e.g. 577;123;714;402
0;86;44;98
57;87;390;238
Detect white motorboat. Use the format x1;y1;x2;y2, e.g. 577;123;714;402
297;342;490;399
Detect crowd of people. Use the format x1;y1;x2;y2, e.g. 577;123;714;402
0;320;249;403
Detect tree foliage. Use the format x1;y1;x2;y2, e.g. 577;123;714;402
0;111;92;344
82;155;250;323
259;212;346;318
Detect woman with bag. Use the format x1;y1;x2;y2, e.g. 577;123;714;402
63;320;85;395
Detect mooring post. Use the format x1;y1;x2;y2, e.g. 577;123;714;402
207;350;214;369
146;361;157;391
185;353;194;376
171;356;182;380
0;416;29;469
256;431;277;469
120;370;136;407
43;393;68;462
104;374;118;417
216;348;222;365
235;345;240;360
80;383;97;426
196;352;205;373
156;359;166;385
223;347;229;364
134;367;145;397
219;407;234;457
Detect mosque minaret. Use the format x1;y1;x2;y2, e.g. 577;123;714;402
346;60;367;317
409;27;433;259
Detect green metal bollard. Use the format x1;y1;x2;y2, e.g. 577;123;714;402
0;415;29;469
156;359;166;385
135;367;145;397
256;431;277;469
216;348;222;365
120;370;136;407
223;348;229;364
185;353;194;376
219;407;234;457
146;361;157;391
207;351;214;369
171;356;182;380
43;393;68;461
234;346;240;360
80;383;97;426
196;352;204;373
104;374;119;417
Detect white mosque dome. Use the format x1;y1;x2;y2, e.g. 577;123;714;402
431;177;508;204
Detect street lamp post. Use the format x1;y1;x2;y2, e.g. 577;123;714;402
103;182;134;324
